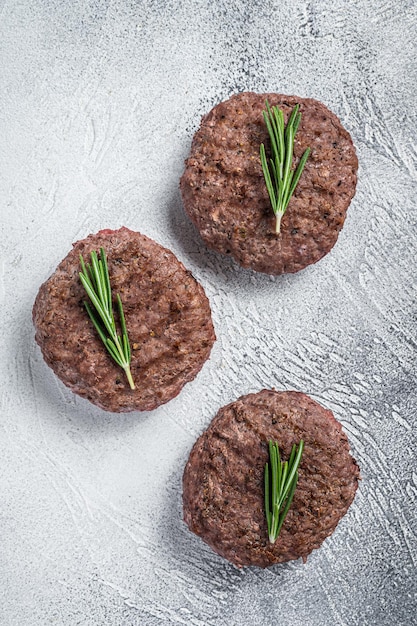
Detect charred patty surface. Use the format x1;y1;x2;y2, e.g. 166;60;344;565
33;227;215;412
183;390;359;568
180;92;358;275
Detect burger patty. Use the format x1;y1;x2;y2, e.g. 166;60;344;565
180;92;358;275
33;227;216;413
183;390;360;568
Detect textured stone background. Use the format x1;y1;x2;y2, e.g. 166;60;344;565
1;0;416;624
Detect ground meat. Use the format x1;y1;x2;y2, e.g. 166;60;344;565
183;390;360;568
32;227;216;412
180;92;358;275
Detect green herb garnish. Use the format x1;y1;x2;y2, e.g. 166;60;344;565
264;439;304;543
260;101;310;234
79;247;135;390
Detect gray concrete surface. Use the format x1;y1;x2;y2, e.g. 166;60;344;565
1;0;416;624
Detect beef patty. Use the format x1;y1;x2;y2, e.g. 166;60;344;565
33;227;216;412
180;92;358;275
183;390;360;568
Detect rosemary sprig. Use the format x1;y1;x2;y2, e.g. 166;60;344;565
260;101;311;234
79;247;135;390
264;439;304;543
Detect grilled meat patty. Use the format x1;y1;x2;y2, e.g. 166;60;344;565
33;227;216;412
180;92;358;275
183;389;360;567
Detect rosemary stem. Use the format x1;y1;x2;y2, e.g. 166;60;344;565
265;439;304;543
113;333;135;389
124;365;135;390
80;249;135;391
260;101;310;236
275;212;283;234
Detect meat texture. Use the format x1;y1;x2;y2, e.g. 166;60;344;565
33;227;216;412
183;390;360;568
180;92;358;275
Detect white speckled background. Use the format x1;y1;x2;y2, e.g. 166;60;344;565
1;0;416;624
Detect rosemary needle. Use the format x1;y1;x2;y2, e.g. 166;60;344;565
264;439;304;543
260;101;310;234
79;247;135;390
